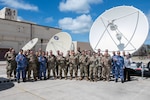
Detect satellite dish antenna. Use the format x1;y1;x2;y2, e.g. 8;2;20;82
46;32;72;56
22;38;38;51
89;6;149;54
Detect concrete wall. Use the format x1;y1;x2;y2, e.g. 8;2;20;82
72;41;93;53
0;18;61;53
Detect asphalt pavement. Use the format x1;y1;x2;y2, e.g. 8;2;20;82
0;61;150;100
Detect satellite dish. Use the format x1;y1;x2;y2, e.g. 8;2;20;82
22;38;38;51
89;6;149;54
46;32;72;56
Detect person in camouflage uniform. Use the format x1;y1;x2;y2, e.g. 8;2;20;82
55;50;60;77
28;50;38;81
45;51;49;70
69;51;78;80
65;50;71;80
89;52;99;82
4;48;13;78
75;47;82;77
86;50;92;79
79;50;88;80
10;49;17;78
35;51;40;79
97;49;103;80
57;52;67;79
24;50;30;80
101;49;112;81
47;50;57;79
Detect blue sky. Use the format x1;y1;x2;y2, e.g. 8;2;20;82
0;0;149;44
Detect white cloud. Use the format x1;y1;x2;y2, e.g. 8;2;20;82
58;14;93;34
45;17;54;23
17;16;24;21
0;0;38;11
59;0;103;13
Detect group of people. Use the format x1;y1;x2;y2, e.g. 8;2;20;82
4;47;132;83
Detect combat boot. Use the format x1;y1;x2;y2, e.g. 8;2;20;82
53;77;56;80
90;78;93;82
79;77;82;80
86;77;89;81
34;78;37;81
17;79;20;83
23;78;26;82
94;78;97;82
70;76;73;80
99;77;103;80
14;75;17;78
103;78;106;81
75;76;78;80
47;75;50;79
65;76;67;80
28;77;31;81
59;76;62;80
34;77;37;81
115;79;118;83
44;77;47;80
106;79;110;82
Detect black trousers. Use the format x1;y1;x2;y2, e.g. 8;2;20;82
124;68;131;81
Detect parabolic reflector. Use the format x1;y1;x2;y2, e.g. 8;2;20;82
46;32;72;56
89;6;149;54
22;38;38;51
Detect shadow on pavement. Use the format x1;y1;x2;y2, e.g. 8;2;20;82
0;77;15;91
130;76;139;81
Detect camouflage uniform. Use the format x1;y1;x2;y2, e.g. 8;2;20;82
47;54;56;79
10;49;17;78
57;53;67;79
4;50;13;78
101;54;112;81
24;51;30;79
55;50;60;77
97;53;103;80
69;52;78;80
45;52;49;70
75;50;82;76
89;53;99;82
65;51;70;79
35;51;40;79
28;51;38;80
79;51;88;80
86;50;92;79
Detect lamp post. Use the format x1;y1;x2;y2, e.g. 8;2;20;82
41;38;43;51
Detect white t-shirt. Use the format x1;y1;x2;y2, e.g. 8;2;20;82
124;58;132;68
